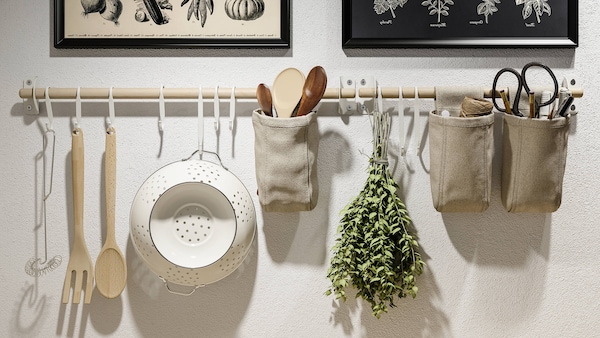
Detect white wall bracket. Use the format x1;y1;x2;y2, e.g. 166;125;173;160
338;76;355;114
356;76;375;114
562;76;579;115
338;76;376;114
23;78;39;115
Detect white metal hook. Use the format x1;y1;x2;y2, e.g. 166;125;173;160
108;86;115;130
229;86;235;131
44;87;54;132
158;85;165;132
198;86;204;159
32;78;40;114
376;83;383;113
338;82;342;112
414;86;420;152
75;87;82;130
214;85;220;131
398;86;405;156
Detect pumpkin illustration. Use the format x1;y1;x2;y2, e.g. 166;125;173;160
224;0;265;21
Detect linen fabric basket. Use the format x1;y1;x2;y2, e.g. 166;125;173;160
252;110;319;212
428;87;494;212
501;114;569;213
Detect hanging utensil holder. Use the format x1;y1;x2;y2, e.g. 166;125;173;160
501;114;569;213
428;87;495;212
252;109;319;212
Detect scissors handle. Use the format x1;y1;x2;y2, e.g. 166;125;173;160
521;62;559;107
492;67;524;117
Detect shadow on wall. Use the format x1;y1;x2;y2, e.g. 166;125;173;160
19;236;257;337
436;112;552;330
327;244;450;337
262;126;353;265
343;48;576;69
10;281;50;337
116;236;258;337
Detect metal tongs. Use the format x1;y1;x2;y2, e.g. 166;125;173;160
555;77;575;118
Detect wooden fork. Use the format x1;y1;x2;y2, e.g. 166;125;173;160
62;128;94;304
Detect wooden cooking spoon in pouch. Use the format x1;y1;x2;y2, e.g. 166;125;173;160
256;83;273;116
296;66;328;117
272;68;305;118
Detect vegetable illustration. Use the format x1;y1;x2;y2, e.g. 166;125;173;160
421;0;454;23
100;0;122;25
143;0;166;24
135;8;149;22
516;0;551;23
326;110;424;318
225;0;265;21
81;0;106;15
158;0;173;9
181;0;214;27
477;0;500;23
373;0;409;19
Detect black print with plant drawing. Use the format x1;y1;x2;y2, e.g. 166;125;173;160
343;0;577;47
55;0;289;47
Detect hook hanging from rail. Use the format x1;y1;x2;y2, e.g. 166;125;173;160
107;86;115;131
198;86;204;160
75;87;82;130
214;85;220;131
229;86;235;131
414;86;421;153
44;87;54;133
398;86;405;157
158;85;165;132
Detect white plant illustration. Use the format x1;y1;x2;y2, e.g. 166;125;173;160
421;0;454;23
477;0;500;23
516;0;551;23
373;0;409;18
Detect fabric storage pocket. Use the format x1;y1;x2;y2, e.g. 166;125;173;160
429;112;495;212
252;110;319;212
501;114;569;213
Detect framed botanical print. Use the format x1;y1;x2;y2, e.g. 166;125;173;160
342;0;578;48
55;0;290;48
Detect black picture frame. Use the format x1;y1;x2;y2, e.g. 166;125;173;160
55;0;290;48
342;0;577;48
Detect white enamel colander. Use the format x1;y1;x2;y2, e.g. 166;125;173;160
130;152;256;295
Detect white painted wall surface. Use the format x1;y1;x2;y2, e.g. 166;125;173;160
1;1;599;337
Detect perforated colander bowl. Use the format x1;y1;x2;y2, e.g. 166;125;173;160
130;156;256;294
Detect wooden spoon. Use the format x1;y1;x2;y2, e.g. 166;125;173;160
272;68;305;118
256;83;273;116
296;66;327;117
95;127;127;299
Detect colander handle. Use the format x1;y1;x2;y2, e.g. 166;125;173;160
182;150;228;171
159;276;205;296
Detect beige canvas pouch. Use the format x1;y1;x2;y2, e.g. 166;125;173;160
501;114;569;212
429;86;494;212
252;110;319;212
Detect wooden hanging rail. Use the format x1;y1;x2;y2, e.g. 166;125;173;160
18;86;584;101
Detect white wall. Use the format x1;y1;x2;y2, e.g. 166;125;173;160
2;1;599;337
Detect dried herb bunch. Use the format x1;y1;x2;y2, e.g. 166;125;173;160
326;110;425;318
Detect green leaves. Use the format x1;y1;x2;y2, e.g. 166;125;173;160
325;110;425;319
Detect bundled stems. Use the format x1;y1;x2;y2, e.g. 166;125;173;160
370;108;391;164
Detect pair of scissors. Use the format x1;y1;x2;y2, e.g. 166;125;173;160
492;62;559;118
